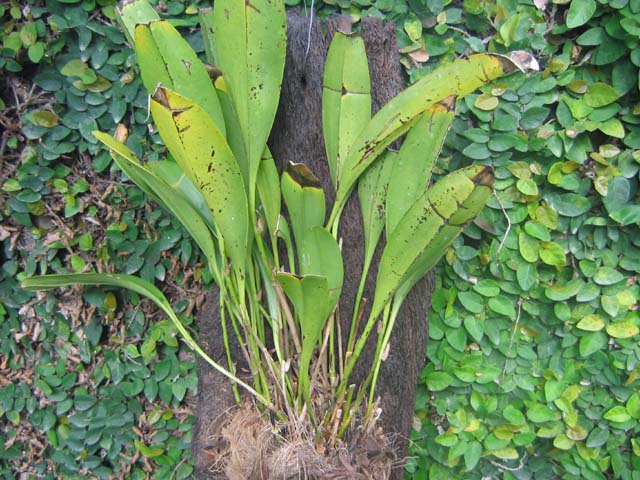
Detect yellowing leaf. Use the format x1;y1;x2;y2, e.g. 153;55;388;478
150;88;248;270
576;314;604;331
474;93;499;111
606;321;639;339
488;447;519;460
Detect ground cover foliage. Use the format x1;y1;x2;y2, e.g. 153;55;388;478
1;0;639;478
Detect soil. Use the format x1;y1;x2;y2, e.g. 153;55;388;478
192;11;433;479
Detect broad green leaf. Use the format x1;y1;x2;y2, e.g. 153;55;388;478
503;405;526;425
606;321;639;339
473;279;500;297
435;433;458;447
298;226;344;314
277;273;330;398
553;434;574;450
213;0;286;201
488;295;516;319
524;221;550;241
458;291;484;314
584;82;620;108
358;150;395;270
214;76;249;186
488;447;519;460
586;427;609;448
386;99;455;236
21;273;264;403
627;393;640;419
474;93;499;111
29;110;59;128
134;22;225;134
464;441;483;471
527;403;559;423
464;316;485;342
519;232;539;263
198;8;216;65
150;88;248;270
516;178;539;196
566;0;596;28
372;166;493;320
593;266;624;285
281;163;326;257
516;262;537;290
135;439;164;458
603;405;631;423
539;241;566;266
579;331;607;357
323;32;371;188
425;371;454;391
599;118;625;138
331;54;518;223
544;279;584;301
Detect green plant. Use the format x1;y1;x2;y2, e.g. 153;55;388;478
21;0;521;462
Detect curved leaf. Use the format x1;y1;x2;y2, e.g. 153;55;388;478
21;273;266;404
372;166;494;319
92;131;220;279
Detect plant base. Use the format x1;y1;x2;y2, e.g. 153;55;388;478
200;403;397;480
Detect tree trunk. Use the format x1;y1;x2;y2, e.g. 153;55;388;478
192;11;433;479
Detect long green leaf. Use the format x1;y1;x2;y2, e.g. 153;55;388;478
322;32;371;188
371;165;494;319
21;273;268;405
330;54;518;226
92;132;221;280
385;98;456;236
135;22;225;134
199;8;217;65
213;0;287;202
357;150;395;270
256;147;281;238
213;76;249;188
150;87;248;270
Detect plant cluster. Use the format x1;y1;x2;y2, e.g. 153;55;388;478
1;0;639;478
21;0;522;468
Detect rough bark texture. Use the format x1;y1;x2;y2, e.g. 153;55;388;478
192;12;433;479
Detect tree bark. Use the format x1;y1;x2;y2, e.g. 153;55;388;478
192;12;433;479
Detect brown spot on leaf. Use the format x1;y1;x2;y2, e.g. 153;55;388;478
153;87;170;108
285;162;322;189
472;166;495;187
